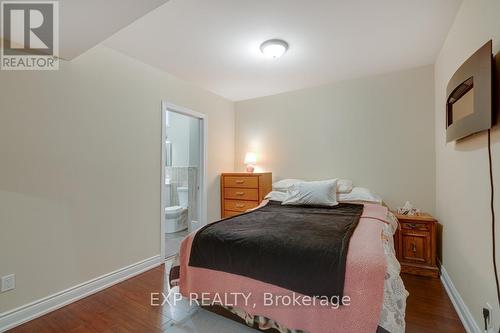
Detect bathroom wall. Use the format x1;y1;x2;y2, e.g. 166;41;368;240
167;111;190;167
166;111;201;168
189;117;200;168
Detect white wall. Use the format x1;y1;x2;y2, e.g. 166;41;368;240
165;111;201;167
189;117;200;167
167;111;191;167
0;45;234;313
435;0;500;329
235;65;435;212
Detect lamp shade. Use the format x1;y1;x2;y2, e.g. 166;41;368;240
244;152;257;165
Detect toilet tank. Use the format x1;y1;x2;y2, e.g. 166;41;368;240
177;187;188;208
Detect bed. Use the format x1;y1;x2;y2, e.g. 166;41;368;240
169;191;408;333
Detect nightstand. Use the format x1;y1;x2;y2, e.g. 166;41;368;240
394;213;439;278
220;172;272;218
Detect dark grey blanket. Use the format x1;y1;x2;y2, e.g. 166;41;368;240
188;201;364;298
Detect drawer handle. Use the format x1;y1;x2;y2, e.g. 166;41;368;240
407;223;418;229
235;180;245;184
412;242;417;253
236;203;245;208
235;192;245;196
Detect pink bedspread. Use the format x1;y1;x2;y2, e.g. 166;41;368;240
179;203;387;333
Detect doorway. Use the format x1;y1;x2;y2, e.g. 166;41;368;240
161;101;207;259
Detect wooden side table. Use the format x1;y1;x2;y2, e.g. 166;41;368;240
394;213;439;278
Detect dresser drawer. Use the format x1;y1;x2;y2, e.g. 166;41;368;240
224;188;259;201
224;200;259;212
401;221;430;231
220;172;272;222
223;210;242;218
224;176;259;188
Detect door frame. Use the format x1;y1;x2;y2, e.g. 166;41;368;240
160;101;208;260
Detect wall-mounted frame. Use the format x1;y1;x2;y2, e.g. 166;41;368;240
446;40;497;142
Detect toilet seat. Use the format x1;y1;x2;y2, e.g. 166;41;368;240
165;205;187;219
165;205;188;233
165;205;184;214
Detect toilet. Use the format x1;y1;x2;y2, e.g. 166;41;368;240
165;187;188;233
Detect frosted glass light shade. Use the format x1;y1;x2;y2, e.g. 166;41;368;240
244;152;257;165
260;39;288;59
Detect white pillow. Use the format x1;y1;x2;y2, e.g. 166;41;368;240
272;179;303;192
337;179;353;194
338;187;381;204
265;191;289;202
273;178;352;194
282;179;338;206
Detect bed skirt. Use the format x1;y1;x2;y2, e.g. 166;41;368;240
201;305;390;333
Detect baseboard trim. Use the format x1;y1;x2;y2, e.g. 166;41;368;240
0;255;162;332
440;265;481;333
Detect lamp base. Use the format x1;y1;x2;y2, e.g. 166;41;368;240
246;164;255;173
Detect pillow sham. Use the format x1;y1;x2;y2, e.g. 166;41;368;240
281;179;338;206
272;178;353;193
272;179;303;192
264;190;289;202
336;179;353;194
337;187;382;204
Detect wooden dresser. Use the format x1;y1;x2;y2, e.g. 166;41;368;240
220;172;272;218
394;213;439;278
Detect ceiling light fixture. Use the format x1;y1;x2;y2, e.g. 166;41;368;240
260;39;289;59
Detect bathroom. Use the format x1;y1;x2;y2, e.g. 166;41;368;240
164;109;201;258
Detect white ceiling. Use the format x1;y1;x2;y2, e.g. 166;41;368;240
104;0;462;101
59;0;168;59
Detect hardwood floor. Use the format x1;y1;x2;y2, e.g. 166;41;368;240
8;267;466;333
402;274;466;333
